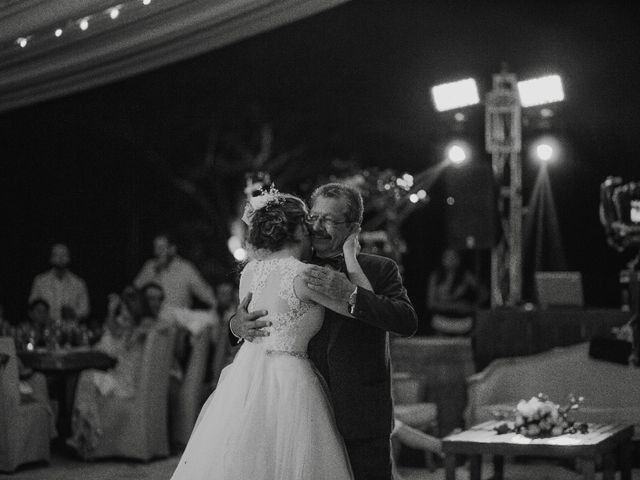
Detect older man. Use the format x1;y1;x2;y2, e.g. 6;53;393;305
231;183;417;480
29;243;90;323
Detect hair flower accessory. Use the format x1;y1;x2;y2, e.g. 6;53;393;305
241;184;283;226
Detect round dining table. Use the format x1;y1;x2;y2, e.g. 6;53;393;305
18;347;117;373
18;347;117;440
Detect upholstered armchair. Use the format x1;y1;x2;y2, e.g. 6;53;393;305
0;337;52;472
86;326;176;460
169;325;212;449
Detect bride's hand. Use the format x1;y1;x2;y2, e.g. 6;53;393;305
343;228;361;260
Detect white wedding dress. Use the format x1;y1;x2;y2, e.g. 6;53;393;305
170;256;353;480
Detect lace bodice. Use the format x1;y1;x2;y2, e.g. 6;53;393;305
240;256;323;353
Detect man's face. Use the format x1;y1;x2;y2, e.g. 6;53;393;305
308;196;357;258
153;237;175;263
144;287;164;317
50;244;70;269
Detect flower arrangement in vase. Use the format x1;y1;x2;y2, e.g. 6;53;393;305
495;393;588;438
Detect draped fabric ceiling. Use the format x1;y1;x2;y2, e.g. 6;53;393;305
0;0;347;113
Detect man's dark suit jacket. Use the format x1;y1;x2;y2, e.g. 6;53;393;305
307;253;418;441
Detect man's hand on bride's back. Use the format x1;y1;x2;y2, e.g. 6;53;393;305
230;292;271;342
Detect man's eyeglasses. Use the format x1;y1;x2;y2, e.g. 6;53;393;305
305;214;352;228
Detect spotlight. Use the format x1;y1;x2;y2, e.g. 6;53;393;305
540;108;554;118
54;28;63;37
445;141;471;165
517;74;564;107
409;194;419;204
16;37;28;48
536;144;553;162
417;189;427;200
431;78;480;112
142;0;152;4
79;18;90;31
228;235;248;261
446;196;455;206
530;136;561;163
233;248;248;261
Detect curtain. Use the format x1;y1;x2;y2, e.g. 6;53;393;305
0;0;347;113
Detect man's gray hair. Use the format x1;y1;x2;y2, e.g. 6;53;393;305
310;182;364;224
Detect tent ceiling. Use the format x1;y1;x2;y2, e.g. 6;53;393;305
0;0;347;113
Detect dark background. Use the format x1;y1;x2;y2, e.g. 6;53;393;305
2;0;640;322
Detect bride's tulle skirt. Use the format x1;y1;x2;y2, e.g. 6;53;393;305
170;341;353;480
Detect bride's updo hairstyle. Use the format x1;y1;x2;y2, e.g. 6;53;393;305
246;194;307;253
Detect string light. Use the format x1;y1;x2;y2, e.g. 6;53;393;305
7;0;156;52
109;6;121;19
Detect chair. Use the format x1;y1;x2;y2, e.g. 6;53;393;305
0;337;52;473
169;325;212;449
86;326;176;460
392;372;439;471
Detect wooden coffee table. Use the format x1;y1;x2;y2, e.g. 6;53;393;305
443;420;633;480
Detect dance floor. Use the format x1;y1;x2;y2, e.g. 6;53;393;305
2;452;639;480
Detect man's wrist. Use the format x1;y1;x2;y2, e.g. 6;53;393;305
228;313;241;339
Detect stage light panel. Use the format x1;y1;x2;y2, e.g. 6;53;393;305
517;75;564;107
431;78;480;112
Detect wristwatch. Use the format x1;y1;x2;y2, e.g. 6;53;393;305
347;286;358;315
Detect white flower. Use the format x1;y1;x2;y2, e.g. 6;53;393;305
249;194;273;210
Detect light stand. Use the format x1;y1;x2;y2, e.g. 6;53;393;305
485;70;522;307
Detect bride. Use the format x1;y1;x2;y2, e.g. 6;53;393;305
170;189;372;480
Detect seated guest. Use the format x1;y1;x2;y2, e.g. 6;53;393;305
68;286;170;457
426;248;481;336
140;282;189;378
15;298;52;349
27;298;52;329
29;243;90;323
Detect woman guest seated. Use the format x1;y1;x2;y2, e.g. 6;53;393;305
68;285;171;457
426;248;483;336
